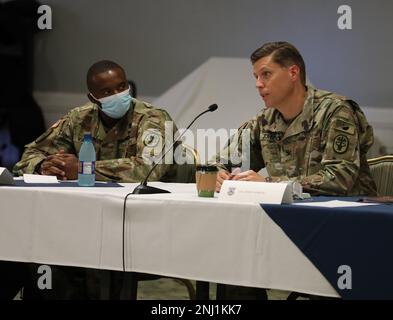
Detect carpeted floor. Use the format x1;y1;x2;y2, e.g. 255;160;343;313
137;278;298;300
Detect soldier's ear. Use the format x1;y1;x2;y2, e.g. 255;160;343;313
288;65;300;82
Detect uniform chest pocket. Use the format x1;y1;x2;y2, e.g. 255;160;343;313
100;139;129;159
260;132;281;164
285;133;309;157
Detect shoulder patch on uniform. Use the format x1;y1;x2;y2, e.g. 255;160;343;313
333;134;349;154
143;132;161;147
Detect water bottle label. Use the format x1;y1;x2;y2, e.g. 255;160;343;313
78;161;95;174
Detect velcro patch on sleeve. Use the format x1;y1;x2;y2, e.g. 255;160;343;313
334;118;355;135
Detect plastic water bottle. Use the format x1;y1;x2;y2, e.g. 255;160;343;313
78;133;96;186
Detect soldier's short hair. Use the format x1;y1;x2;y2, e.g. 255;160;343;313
86;60;125;91
250;42;306;86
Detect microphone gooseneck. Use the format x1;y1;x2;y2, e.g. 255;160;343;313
132;104;218;194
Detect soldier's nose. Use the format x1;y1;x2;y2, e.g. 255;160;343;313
256;79;265;89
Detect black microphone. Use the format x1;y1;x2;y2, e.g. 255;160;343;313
132;104;218;194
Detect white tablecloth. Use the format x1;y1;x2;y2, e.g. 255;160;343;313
0;182;338;297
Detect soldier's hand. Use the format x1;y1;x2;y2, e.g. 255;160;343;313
231;170;266;182
216;170;231;193
52;152;79;180
39;158;66;180
41;149;78;180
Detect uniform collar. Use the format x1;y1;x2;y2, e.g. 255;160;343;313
281;85;315;140
96;99;136;141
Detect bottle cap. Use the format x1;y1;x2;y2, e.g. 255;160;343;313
83;133;92;141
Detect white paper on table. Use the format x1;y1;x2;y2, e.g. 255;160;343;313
23;174;59;184
293;200;379;208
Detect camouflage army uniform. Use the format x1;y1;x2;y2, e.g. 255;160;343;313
13;99;178;182
216;86;377;196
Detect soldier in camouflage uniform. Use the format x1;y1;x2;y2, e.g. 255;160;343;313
9;60;180;300
214;42;377;301
216;42;377;197
13;60;177;183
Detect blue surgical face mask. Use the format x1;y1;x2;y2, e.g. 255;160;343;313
92;88;132;119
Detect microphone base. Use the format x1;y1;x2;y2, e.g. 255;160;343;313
132;184;171;194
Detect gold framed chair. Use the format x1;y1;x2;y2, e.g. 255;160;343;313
367;155;393;196
175;143;200;183
181;143;200;165
162;143;200;183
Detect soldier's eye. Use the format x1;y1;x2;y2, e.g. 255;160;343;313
262;71;271;78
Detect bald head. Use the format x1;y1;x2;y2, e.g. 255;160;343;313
86;60;126;93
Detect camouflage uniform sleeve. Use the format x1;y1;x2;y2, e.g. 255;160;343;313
301;104;363;195
214;115;264;172
94;110;177;182
12;115;75;176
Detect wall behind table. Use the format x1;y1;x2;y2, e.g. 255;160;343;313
34;0;393;108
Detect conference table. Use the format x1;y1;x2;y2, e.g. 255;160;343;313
0;179;343;299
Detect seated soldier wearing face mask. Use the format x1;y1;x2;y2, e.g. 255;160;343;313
8;60;179;300
13;60;177;183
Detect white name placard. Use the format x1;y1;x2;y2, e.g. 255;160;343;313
23;174;59;184
218;180;293;204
